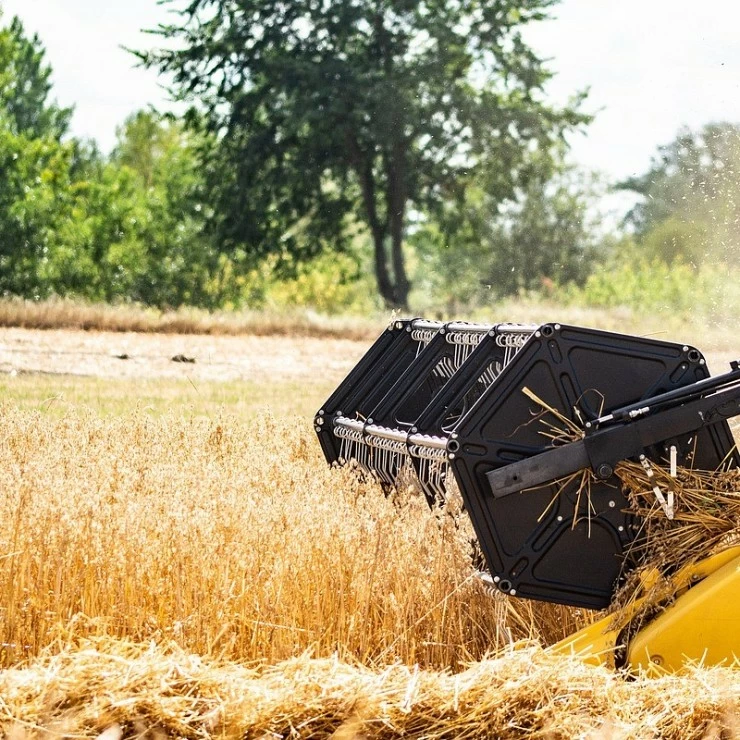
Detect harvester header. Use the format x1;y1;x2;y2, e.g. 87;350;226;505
315;320;740;615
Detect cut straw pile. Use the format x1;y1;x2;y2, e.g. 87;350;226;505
606;459;740;627
1;636;740;739
616;461;740;573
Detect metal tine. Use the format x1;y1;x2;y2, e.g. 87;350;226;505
412;320;440;356
408;325;536;505
331;321;537;498
317;318;443;468
344;322;494;488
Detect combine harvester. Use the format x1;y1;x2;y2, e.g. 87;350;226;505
315;320;740;672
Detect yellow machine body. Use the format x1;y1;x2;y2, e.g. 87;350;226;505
551;546;740;673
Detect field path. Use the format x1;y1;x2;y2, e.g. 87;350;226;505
0;325;736;388
0;327;367;385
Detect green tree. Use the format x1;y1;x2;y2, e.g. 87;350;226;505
483;167;601;297
0;16;71;139
0;121;71;296
0;12;76;295
412;158;604;310
0;13;228;307
109;111;226;308
140;0;587;308
620;122;740;266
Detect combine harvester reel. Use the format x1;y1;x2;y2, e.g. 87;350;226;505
316;320;535;505
316;320;740;670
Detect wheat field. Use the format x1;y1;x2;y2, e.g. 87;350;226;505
1;324;740;737
0;407;584;669
0;405;739;737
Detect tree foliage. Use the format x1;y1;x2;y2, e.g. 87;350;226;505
0;7;600;314
108;111;228;307
0;11;226;308
621;122;740;266
0;14;74;295
0;16;71;139
141;0;588;307
411;156;603;310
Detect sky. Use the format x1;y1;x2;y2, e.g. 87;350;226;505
2;0;740;185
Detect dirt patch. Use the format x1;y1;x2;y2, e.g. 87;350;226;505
0;326;735;389
0;327;367;385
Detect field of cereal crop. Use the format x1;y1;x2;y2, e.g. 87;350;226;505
1;323;740;738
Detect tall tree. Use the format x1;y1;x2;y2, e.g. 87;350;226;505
109;111;225;308
140;0;587;308
0;16;71;139
412;156;604;309
0;13;73;294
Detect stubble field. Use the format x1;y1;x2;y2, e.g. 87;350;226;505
1;321;740;738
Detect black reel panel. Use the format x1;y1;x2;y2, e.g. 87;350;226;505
315;319;424;464
448;324;737;609
315;320;532;505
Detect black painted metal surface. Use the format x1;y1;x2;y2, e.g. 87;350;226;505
315;321;739;610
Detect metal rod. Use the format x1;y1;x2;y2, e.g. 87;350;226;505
409;319;538;335
593;365;740;428
410;319;444;331
408;433;448;450
364;423;409;444
334;418;450;452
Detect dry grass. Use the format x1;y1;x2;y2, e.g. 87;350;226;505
4;358;740;740
617;461;740;573
2;404;740;735
1;637;739;739
0;297;382;340
0;406;583;670
4;296;740;354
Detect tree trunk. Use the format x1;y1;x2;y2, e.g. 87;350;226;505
357;158;395;305
348;134;410;309
385;141;409;309
371;231;395;306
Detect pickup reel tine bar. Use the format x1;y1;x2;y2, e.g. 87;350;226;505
315;319;536;505
317;321;740;610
